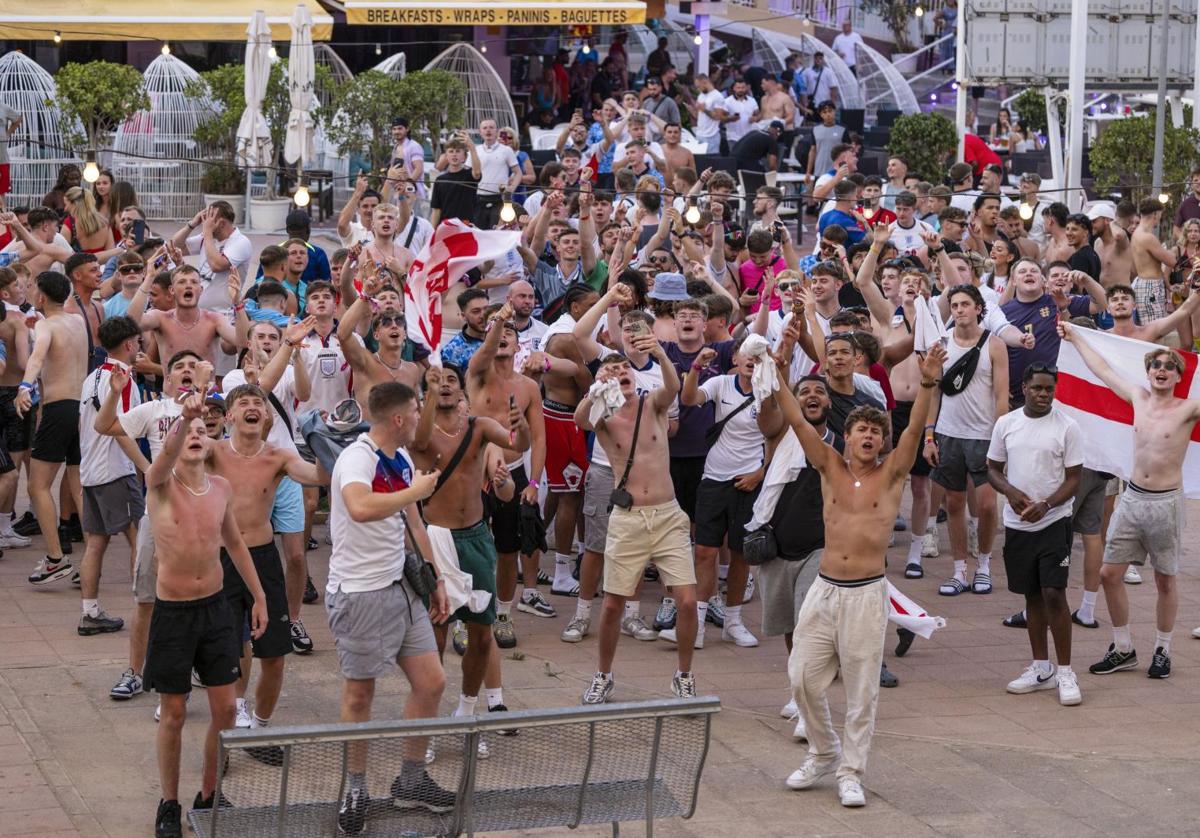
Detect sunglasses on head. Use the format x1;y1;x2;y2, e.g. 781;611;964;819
118;264;144;275
1027;362;1058;378
1149;358;1182;372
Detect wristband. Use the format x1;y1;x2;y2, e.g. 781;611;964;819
929;246;944;255
690;362;703;371
920;378;938;388
923;424;935;430
543;356;551;373
18;381;33;391
232;301;246;312
608;302;620;309
527;479;540;489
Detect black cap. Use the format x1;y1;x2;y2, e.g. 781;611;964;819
285;209;311;229
391;116;409;128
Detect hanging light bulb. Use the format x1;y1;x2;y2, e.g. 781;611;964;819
582;43;591;55
161;43;170;55
294;182;311;208
53;31;62;44
694;33;703;46
915;4;925;16
1018;202;1034;221
481;43;488;53
1159;192;1170;205
375;43;382;56
685;202;702;225
269;46;278;60
82;150;100;184
499;191;516;223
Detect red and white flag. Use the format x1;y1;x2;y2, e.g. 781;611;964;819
404;219;520;358
1056;326;1200;498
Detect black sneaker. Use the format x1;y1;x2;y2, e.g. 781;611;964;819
245;745;284;766
190;789;233;811
1089;644;1138;675
66;516;84;543
155;798;182;838
337;787;370;835
78;610;125;636
290;619;314;654
12;511;39;536
306;536;318;551
1147;646;1172;679
489;703;519;736
894;627;915;658
56;525;73;555
936;507;948;524
1071;609;1099;629
879;663;899;688
390;770;457;813
303;575;319;604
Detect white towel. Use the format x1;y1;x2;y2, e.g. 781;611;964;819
747;429;806;530
740;333;779;406
425;524;493;615
911;294;948;353
887;581;947;638
587;378;626;425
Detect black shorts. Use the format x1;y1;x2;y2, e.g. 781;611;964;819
891;401;931;477
220;541;293;659
670;456;707;521
694;477;759;553
1003;518;1073;595
0;386;34;452
143;592;241;694
485;463;529;555
31;399;80;465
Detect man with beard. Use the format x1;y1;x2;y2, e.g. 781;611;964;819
507;280;548;371
410;364;528;752
337;274;422;419
442;289;491;369
126;264;248;367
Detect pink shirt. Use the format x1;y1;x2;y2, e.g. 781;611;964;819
738;254;787;312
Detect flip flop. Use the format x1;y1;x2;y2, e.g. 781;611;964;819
1071;610;1100;629
938;577;968;596
904;562;924;579
971;571;992;595
1002;610;1027;628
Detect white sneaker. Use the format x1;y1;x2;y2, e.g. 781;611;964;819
921;530;939;558
792;715;807;741
785;755;840;789
235;697;252;729
838;776;866;807
620;614;658;641
967;520;979;557
561;615;590;643
424;742;436;765
0;531;31;548
153;693;189;723
1057;669;1082;706
476;735;489;760
1192;626;1200;639
780;697;798;718
1006;664;1057;694
743;573;755;602
1124;566;1142;584
721;620;759;647
657;626;704;649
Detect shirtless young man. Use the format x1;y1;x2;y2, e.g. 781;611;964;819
206;382;328;759
143;390;267;838
778;343;946;808
464;305;556;642
1105;283;1200;344
410;365;528;744
1088;203;1134;288
660;123;696;187
337;275;421;417
15;271;87;583
0;208;74;275
575;341;698;704
1060;322;1200;680
126;263;247;367
1130;198;1177;324
0;266;31;547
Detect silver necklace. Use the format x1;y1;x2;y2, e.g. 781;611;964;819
171;468;211;496
846;458;880;488
229;438;266;458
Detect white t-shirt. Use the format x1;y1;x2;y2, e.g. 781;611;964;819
695;89;725;138
889;218;934;258
483;248;527;304
187;229;253;310
396;215;433;255
768;309;831;383
803;66;837;105
118;397;182;460
721;95;758;144
476;142;519;195
512;318;550;372
613;141;665;169
294;328;352;443
338;219;373;248
393;138;427;198
79;362;141;487
222;367;299;454
832;32;866;67
700;375;765;481
986;406;1083;532
328;435;412;594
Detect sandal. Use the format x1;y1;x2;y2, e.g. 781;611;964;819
938;577;968;596
971;571;992;594
1002;610;1027;628
904;562;924;579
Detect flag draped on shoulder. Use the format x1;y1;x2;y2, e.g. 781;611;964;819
1055;326;1200;498
404;219;521;357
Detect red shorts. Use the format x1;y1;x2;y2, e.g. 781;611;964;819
544;399;588;492
0;164;9;196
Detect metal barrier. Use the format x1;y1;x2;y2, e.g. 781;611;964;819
189;696;720;838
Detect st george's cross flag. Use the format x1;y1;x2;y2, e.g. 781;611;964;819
1055;326;1200;498
404;219;520;357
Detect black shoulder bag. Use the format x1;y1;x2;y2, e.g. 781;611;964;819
704;394;754;447
939;330;990;397
608;394;646;512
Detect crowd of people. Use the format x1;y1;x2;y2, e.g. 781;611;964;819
0;35;1199;838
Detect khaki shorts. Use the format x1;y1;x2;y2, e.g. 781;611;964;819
133;514;157;604
1103;485;1183;576
603;500;696;597
757;549;822;637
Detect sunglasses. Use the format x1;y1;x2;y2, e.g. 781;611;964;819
498;133;513;139
1149;359;1182;372
1027;362;1059;377
375;314;405;328
118;264;144;275
648;255;673;265
777;281;799;292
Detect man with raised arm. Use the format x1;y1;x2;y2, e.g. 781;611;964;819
337;271;422;419
777;343;946;809
1059;321;1200;680
142;389;267;838
124;263;248;366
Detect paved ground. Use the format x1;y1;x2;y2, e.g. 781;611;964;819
2;485;1200;838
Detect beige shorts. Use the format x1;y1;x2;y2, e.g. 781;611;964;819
132;514;157;604
603;500;696;597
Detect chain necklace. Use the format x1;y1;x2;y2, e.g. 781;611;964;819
169;309;201;332
846;458;881;488
374;352;403;381
435;412;465;437
171;468;211;496
229;438;266;458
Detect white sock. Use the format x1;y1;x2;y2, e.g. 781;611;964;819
0;521;14;536
497;599;512;618
82;598;100;618
1155;630;1172;654
1078;590;1098;623
455;694;478;717
976;553;991;574
953;560;967;580
1113;624;1133;653
523;587;537;601
1058;664;1074;677
717;563;729;581
623;601;640;619
236;698;246;711
906;539;923;564
696;601;709;624
575;599;592;620
554;552;573;584
1033;659;1052;674
926;516;937;531
251;713;270;728
968;515;979;530
485;688;503;709
725;604;742;624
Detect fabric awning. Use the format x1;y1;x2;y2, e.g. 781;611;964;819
0;1;334;42
345;0;645;26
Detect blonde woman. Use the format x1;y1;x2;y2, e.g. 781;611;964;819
62;186;115;254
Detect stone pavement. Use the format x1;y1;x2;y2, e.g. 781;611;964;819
3;490;1200;838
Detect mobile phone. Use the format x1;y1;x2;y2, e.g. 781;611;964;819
628;319;649;336
509;395;516;409
132;219;147;244
792;296;804;317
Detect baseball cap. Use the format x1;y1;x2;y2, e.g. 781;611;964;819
1085;201;1115;221
391;116;409;128
645;76;662;86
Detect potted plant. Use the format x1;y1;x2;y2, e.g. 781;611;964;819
886;112;958;183
188;64;249;223
54;60;150;160
860;0;918;65
1089;112;1200;204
